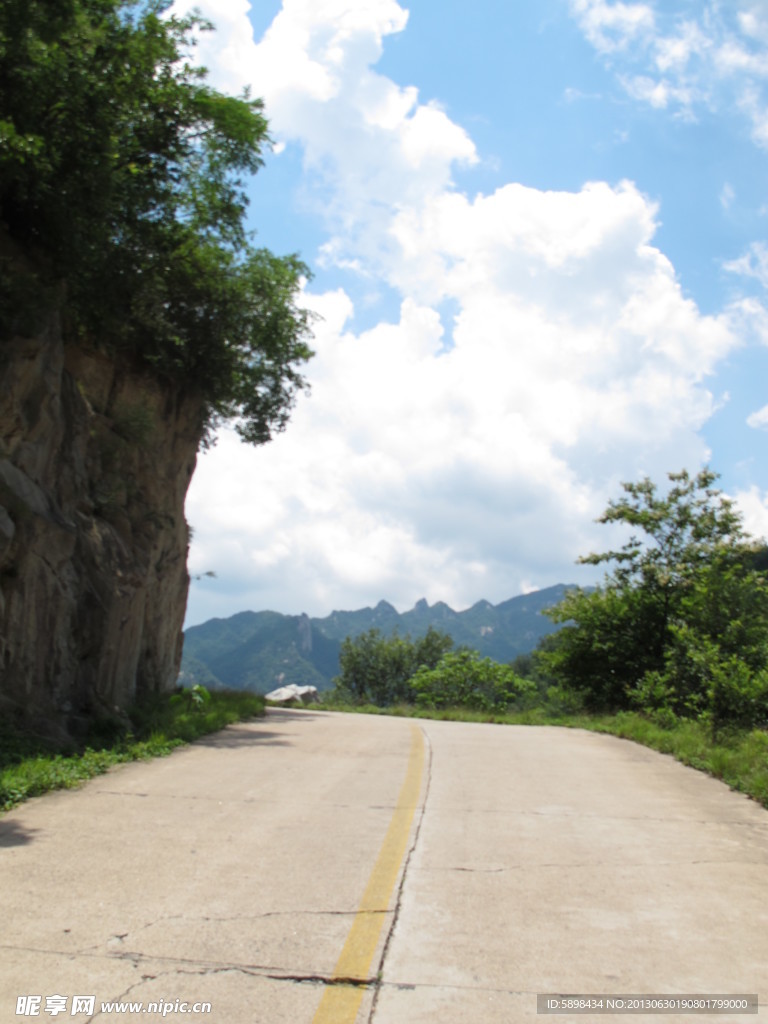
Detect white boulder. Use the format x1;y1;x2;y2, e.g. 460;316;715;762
265;684;319;705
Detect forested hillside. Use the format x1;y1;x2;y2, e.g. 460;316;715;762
179;585;571;692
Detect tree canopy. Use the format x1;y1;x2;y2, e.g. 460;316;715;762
541;469;768;729
0;0;313;445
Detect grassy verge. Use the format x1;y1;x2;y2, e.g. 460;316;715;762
0;689;265;813
578;711;768;808
319;698;768;809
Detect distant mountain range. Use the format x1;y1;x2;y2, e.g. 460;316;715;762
179;585;573;693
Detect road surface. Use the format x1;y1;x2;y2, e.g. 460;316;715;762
2;709;767;1022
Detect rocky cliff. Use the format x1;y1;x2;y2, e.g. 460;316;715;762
0;296;204;737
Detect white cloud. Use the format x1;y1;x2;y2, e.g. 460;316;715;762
570;0;768;148
724;241;768;288
733;485;768;541
563;86;603;103
747;404;768;430
620;73;701;112
654;20;709;73
720;182;736;209
186;179;739;618
182;0;475;186
569;0;655;54
178;1;748;622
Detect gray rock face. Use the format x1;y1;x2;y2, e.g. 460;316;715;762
0;301;204;735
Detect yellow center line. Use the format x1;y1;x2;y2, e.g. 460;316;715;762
311;723;425;1024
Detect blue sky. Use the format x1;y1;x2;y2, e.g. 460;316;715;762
175;0;768;626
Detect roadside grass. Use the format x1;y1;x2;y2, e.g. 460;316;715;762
0;689;265;813
319;697;768;810
580;711;768;809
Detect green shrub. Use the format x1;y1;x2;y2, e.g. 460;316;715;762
543;685;584;716
410;650;535;712
709;661;768;733
170;683;212;712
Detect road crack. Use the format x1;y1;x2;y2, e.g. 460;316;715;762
265;972;373;987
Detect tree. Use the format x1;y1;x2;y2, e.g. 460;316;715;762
542;585;655;710
410;650;535;712
542;469;768;719
0;0;313;445
332;628;453;706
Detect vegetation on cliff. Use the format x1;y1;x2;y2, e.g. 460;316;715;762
0;0;313;444
0;0;313;725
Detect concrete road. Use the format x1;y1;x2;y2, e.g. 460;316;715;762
1;710;767;1023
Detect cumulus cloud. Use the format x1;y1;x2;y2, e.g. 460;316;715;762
175;0;476;276
178;0;748;622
